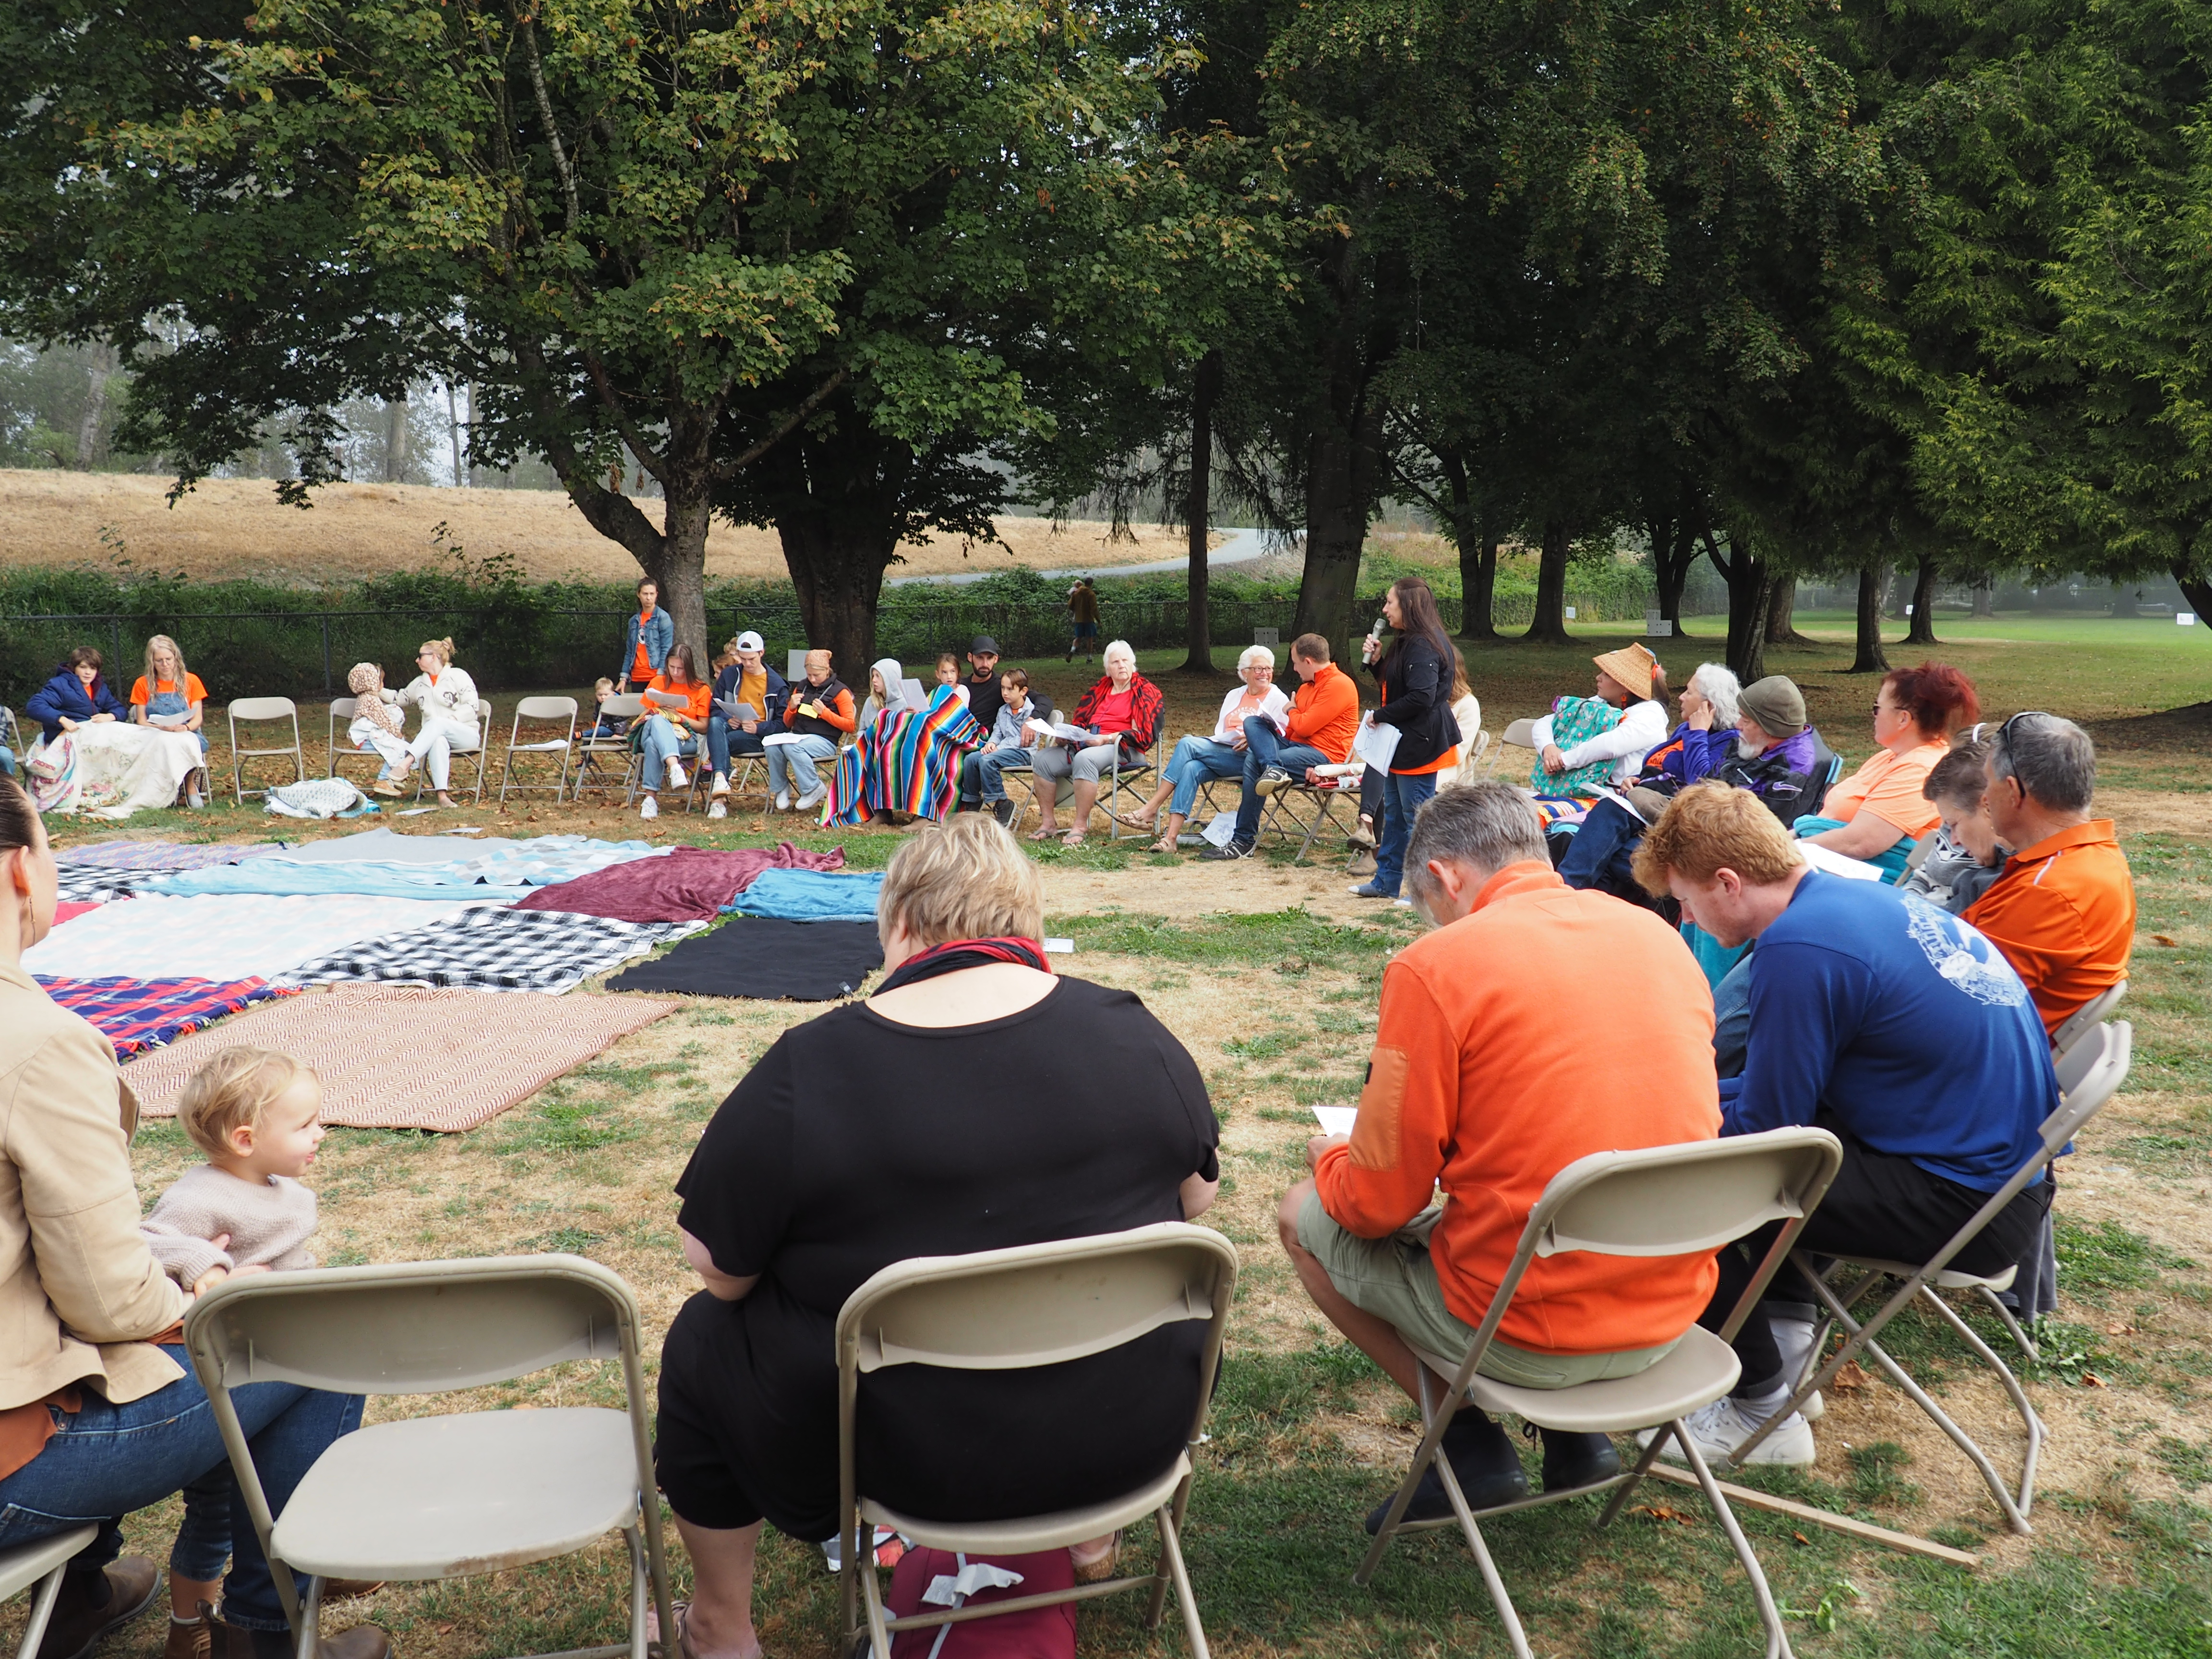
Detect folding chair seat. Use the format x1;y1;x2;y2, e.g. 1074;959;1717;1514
184;1254;672;1659
414;702;493;806
1730;1022;2135;1535
573;695;646;801
1358;1127;1843;1659
499;697;579;805
837;1223;1238;1659
1257;776;1361;864
1;1525;99;1659
228;697;308;803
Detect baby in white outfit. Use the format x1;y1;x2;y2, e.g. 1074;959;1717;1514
139;1048;327;1636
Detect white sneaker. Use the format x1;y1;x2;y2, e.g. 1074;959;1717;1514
639;795;659;820
794;783;828;812
666;757;687;789
774;790;792;812
711;773;730;797
1802;1390;1825;1423
708;800;727;820
1637;1398;1815;1468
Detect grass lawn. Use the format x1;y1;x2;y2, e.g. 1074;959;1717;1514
11;637;2212;1659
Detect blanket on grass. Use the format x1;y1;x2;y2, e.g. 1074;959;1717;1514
720;867;883;923
55;841;279;871
515;843;846;923
606;917;884;1001
278;904;704;995
37;975;295;1058
263;829;666;886
20;892;509;983
122;984;678;1132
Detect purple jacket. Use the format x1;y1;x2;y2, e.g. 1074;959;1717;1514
1683;724;1821;825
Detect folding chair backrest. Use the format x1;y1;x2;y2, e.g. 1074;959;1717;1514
1525;1128;1844;1262
839;1223;1236;1376
2052;980;2128;1059
2045;1021;2131;1149
1502;718;1539;748
230;697;299;727
185;1254;635;1396
598;694;646;723
329;697;359;721
2;706;24;752
516;695;578;721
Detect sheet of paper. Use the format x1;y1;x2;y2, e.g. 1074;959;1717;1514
1312;1106;1358;1138
1797;840;1887;881
147;711;194;729
1353;717;1400;771
1042;937;1074;954
1200;811;1238;848
395;807;437;817
763;732;810;747
900;678;928;710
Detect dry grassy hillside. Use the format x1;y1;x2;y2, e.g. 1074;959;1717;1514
0;469;1204;585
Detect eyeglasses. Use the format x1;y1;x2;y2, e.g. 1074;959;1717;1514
1995;710;2050;765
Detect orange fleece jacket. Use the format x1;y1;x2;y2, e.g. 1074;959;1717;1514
1285;661;1361;763
1965;819;2135;1035
1313;862;1722;1355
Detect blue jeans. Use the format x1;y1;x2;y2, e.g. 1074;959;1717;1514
706;715;767;777
1557;795;1646;895
0;1346;363;1632
1233;719;1329;844
639;716;699;792
1371;769;1441;896
967;745;1033;805
765;734;837;797
1162;737;1247;818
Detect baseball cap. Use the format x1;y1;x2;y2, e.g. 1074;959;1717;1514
969;635;1001;656
735;630;764;653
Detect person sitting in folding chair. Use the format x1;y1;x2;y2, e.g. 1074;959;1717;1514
1965;713;2135;1038
957;669;1053;823
1200;634;1360;861
1277;782;1724;1528
1631;782;2058;1467
1026;640;1161;847
654;816;1221;1659
703;631;785;818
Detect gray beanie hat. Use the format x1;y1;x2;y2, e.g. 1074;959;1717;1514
1739;675;1806;738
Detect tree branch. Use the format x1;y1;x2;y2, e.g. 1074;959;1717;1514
714;368;851;477
516;14;580;231
579;350;670;484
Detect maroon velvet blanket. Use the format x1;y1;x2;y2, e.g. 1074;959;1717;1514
511;842;846;923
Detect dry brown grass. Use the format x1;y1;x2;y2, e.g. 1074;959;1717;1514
0;469;1211;586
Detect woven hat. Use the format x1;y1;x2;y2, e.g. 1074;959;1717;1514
1592;642;1659;702
1738;675;1806;738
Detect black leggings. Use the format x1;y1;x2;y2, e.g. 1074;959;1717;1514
1701;1120;2052;1394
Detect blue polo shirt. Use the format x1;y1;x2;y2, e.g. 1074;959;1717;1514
1719;871;2056;1191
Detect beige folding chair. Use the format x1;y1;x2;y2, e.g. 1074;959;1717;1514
1;1526;99;1659
837;1223;1238;1659
1731;1023;2135;1535
228;697;307;803
574;695;646;800
183;1254;673;1659
323;698;388;787
500;697;579;805
1500;718;1540;749
412;702;493;805
1101;730;1164;840
1358;1126;1844;1659
2052;979;2127;1058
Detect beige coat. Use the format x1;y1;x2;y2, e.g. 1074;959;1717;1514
0;963;186;1410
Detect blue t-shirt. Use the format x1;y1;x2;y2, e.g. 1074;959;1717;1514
1719;871;2055;1191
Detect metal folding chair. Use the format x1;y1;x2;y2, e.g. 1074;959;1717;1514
184;1254;673;1659
2052;979;2127;1058
837;1224;1238;1659
412;702;493;806
1100;731;1163;841
228;697;307;803
0;1526;99;1659
499;697;579;805
1258;777;1361;864
1358;1127;1844;1659
1730;1022;2135;1534
573;695;646;800
323;698;390;788
0;705;25;761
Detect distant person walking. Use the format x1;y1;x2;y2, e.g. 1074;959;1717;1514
1066;577;1100;664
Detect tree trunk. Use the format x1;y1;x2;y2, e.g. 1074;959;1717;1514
446;383;465;488
1290;232;1393;660
1704;529;1769;680
1850;564;1891;674
1654;517;1699;638
383;397;410;483
1439;448;1499;639
2171;557;2212;622
777;510;895;685
1764;574;1809;645
75;344;115;469
1525;520;1573;644
1972;577;1996;617
1905;555;1941;644
1180;349;1223;674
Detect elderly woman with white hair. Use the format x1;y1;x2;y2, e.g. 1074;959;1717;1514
654;816;1221;1658
1027;639;1163;846
1125;644;1290;854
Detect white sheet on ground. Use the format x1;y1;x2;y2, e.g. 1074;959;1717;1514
21;892;509;983
260;829;665;886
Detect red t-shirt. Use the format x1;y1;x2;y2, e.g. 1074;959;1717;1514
1089;688;1135;735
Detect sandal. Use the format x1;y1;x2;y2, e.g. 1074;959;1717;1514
646;1601;701;1659
1146;836;1177;855
1059;831;1087;849
1026;827;1059;842
1070;1532;1121;1584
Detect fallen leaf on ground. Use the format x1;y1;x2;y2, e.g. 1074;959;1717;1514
1831;1360;1869;1393
2105;1323;2132;1336
1793;1531;1813;1546
2153;934;2178;947
2081;1372;2107;1387
1635;1504;1694;1526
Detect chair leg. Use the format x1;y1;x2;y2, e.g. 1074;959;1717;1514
17;1562;71;1659
1974;1282;2042;1363
1431;1437;1536;1659
294;1575;325;1659
624;1526;649;1659
1670;1426;1794;1659
1916;1285;2045;1525
858;1548;897;1659
1155;1497;1213;1659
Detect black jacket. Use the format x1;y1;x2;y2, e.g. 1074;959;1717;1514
1365;634;1457;772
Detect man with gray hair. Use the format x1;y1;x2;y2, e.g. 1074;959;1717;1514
1278;781;1723;1527
1966;712;2135;1036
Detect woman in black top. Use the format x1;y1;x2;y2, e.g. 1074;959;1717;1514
1358;577;1459;899
657;816;1220;1659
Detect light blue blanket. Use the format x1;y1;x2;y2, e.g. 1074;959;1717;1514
144;862;542;904
149;833;666;901
721;869;884;923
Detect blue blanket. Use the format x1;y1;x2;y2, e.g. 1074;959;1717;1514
144;862;540;904
721;868;884;923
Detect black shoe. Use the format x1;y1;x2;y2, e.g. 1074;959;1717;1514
1254;765;1293;797
38;1561;160;1659
990;800;1017;828
1200;839;1254;861
1535;1425;1622;1492
1364;1412;1529;1534
214;1622;389;1659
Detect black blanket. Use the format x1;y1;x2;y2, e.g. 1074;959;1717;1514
605;917;883;1002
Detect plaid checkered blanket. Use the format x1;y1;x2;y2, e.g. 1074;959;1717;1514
37;975;294;1058
278;904;704;995
55;868;158;904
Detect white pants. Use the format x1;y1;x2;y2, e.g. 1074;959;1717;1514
408;717;479;790
348;723;412;777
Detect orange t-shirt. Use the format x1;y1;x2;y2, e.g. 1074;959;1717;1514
644;674;711;724
129;673;207;707
1820;737;1947;840
1285;662;1361;763
631;612;656;682
1312;862;1722;1355
1964;819;2136;1035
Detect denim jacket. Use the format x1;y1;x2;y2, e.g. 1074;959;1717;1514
617;609;674;682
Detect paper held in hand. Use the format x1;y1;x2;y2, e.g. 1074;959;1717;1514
1025;718;1093;745
715;698;763;723
1796;840;1887;882
146;709;194;730
1311;1105;1358;1138
1352;715;1400;771
899;678;928;711
761;732;812;748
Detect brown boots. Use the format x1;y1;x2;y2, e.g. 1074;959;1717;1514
37;1560;159;1659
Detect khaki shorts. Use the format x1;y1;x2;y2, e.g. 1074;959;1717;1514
1297;1190;1681;1390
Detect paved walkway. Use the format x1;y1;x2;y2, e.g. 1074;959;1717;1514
886;526;1293;587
